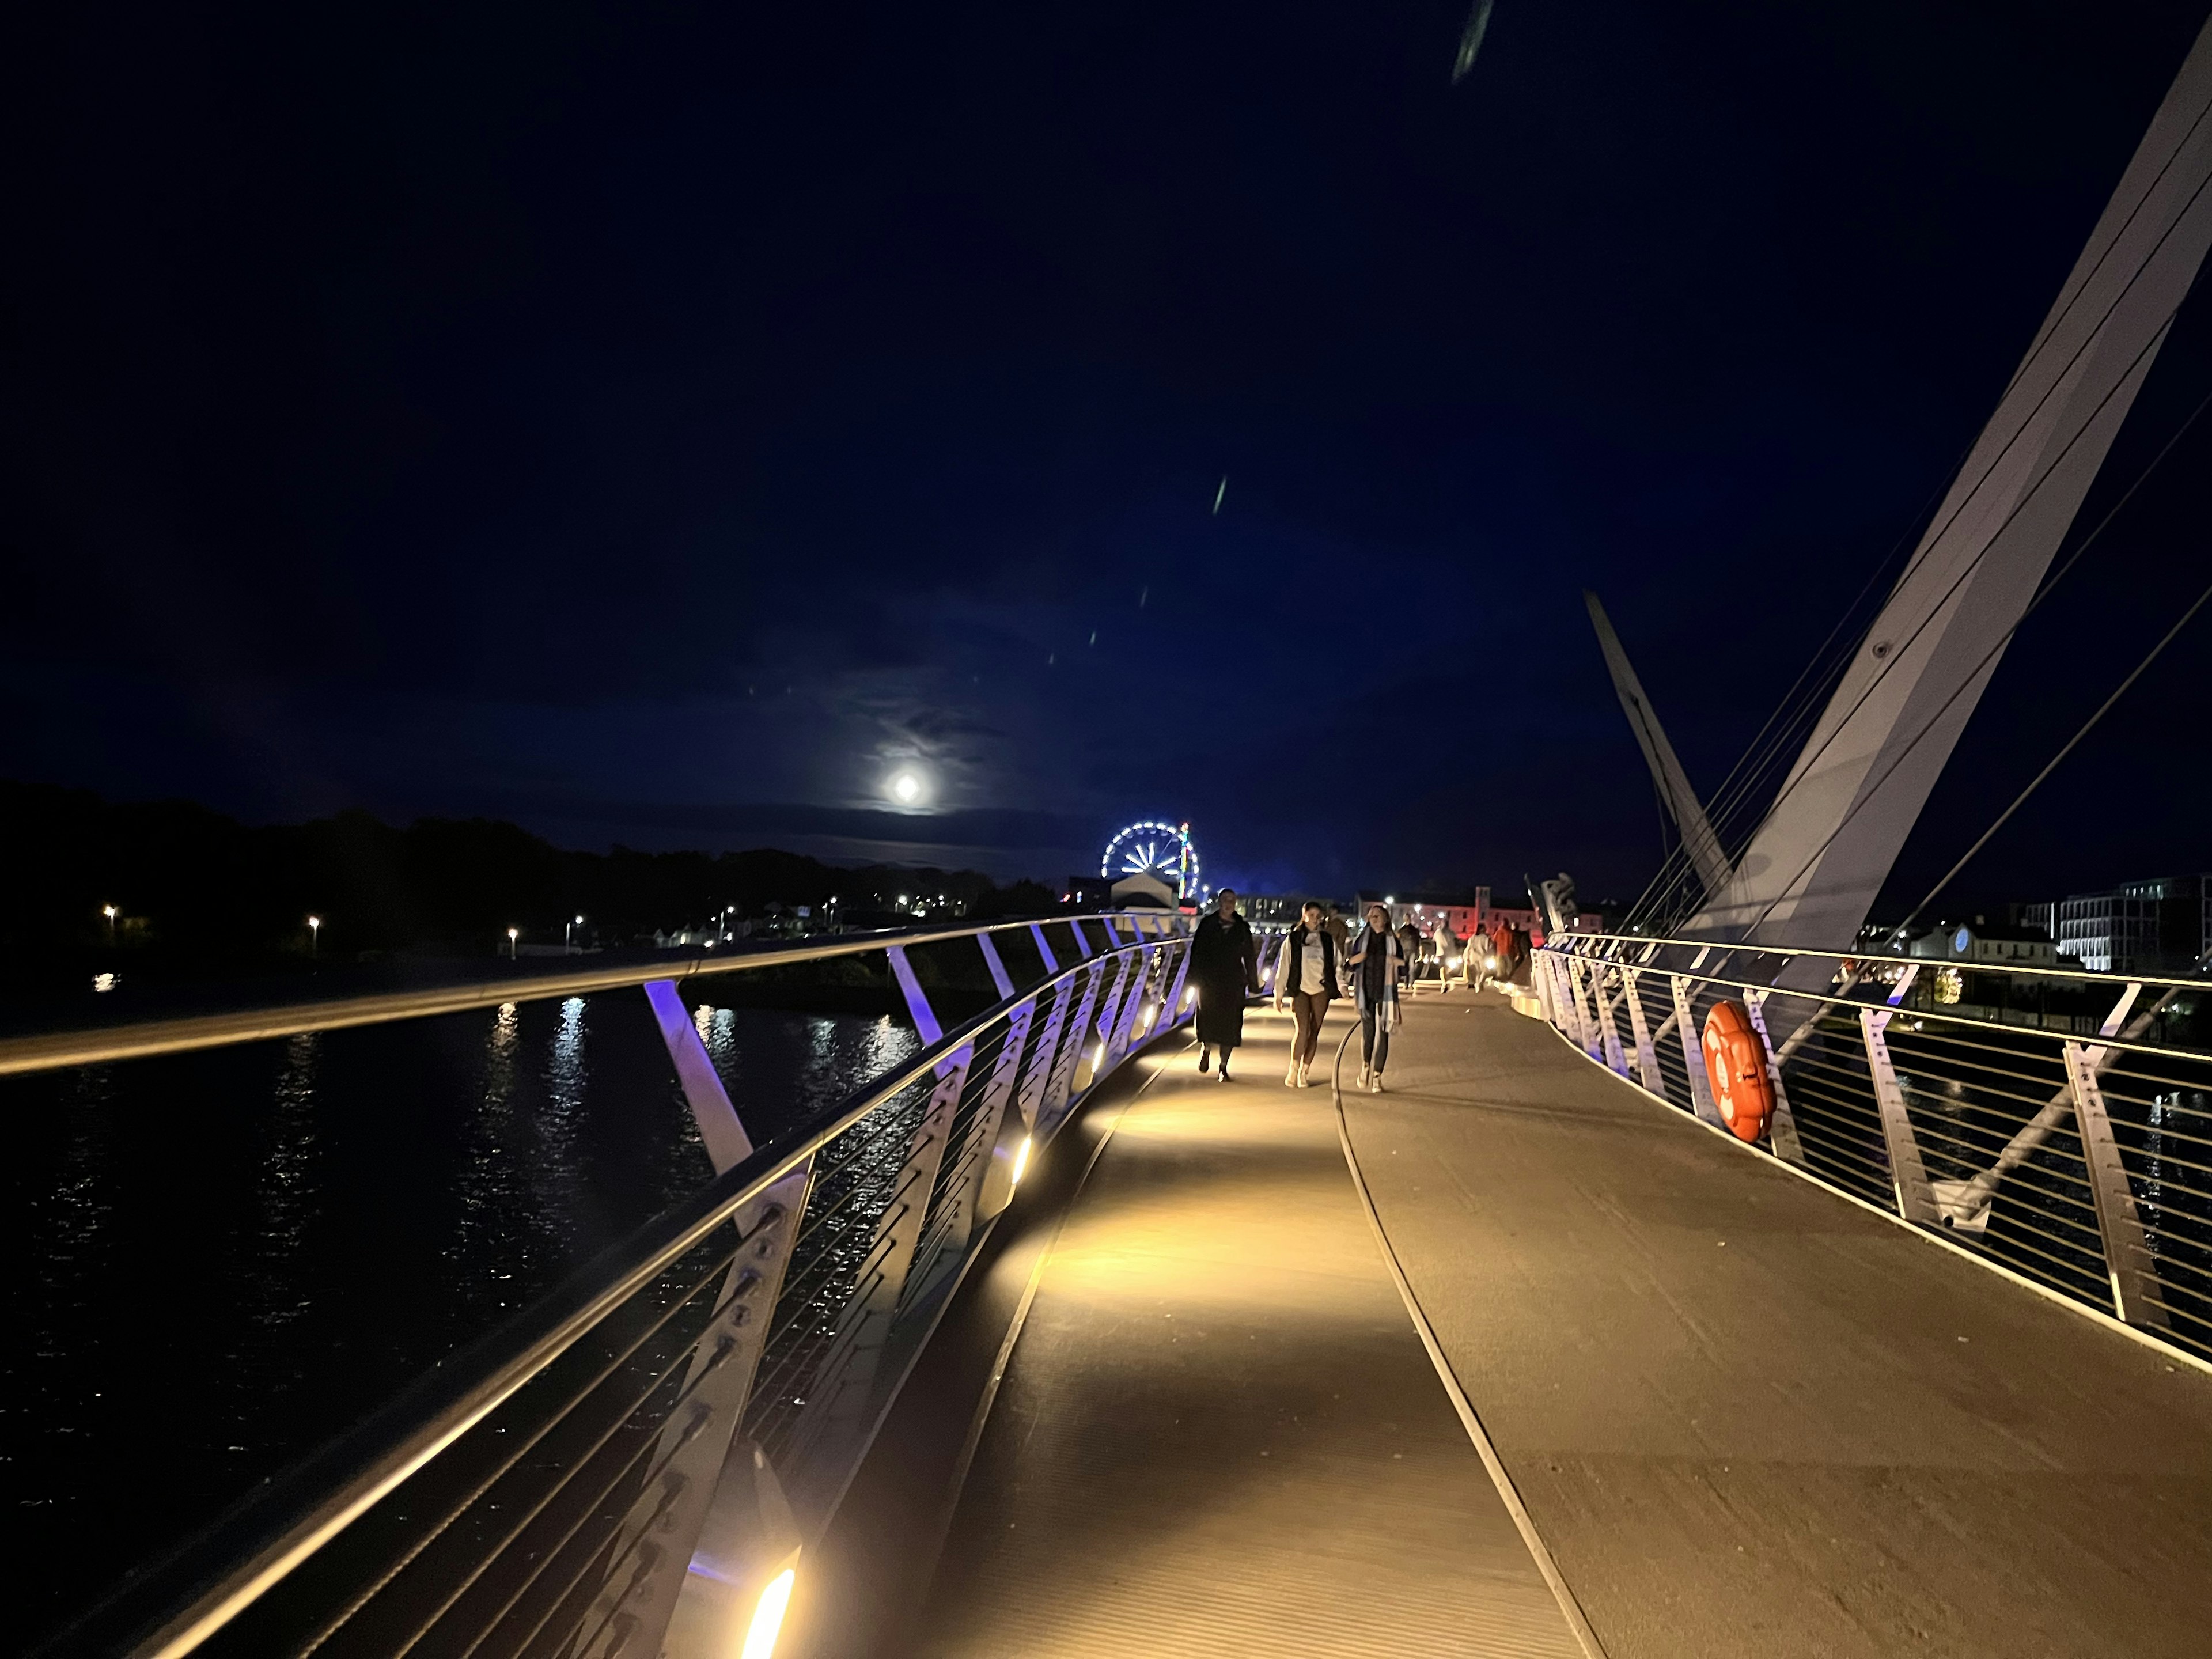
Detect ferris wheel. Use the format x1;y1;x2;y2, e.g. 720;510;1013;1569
1100;820;1203;899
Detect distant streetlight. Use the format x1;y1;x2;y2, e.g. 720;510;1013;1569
507;926;520;959
566;914;584;949
307;915;321;955
102;904;118;945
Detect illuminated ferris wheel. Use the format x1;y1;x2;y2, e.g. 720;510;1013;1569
1100;820;1203;900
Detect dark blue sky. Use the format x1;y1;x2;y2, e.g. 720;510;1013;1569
6;1;2210;909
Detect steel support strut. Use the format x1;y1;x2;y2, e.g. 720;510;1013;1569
1671;975;1725;1127
1860;1007;1940;1225
1742;989;1807;1165
1621;966;1665;1094
609;1163;809;1659
1565;957;1601;1059
1593;964;1630;1077
2064;1029;2168;1330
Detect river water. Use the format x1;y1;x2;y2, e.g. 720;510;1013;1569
3;991;917;1636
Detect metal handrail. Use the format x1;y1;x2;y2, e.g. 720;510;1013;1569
1545;933;2209;1067
33;920;1199;1659
0;914;1176;1077
1553;927;2211;994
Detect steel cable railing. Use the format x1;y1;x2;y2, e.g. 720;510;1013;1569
1537;931;2212;1366
29;912;1197;1659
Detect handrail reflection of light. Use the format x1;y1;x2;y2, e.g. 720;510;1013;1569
1010;1134;1033;1190
740;1567;796;1659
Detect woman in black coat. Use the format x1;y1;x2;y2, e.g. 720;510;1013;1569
1188;888;1259;1082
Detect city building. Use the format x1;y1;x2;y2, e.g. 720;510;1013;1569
2016;874;2212;975
1357;889;1488;940
1906;917;2058;969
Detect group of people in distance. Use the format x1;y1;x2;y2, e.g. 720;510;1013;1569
1184;889;1412;1093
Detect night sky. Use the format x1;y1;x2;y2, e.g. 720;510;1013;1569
6;1;2211;912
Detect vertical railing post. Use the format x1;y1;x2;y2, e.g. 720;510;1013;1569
1105;944;1157;1063
1539;946;1575;1026
1621;968;1664;1094
977;930;1017;1001
2064;1020;2167;1330
1593;963;1630;1076
786;947;975;1501
1741;988;1806;1165
1109;945;1146;1043
1670;975;1726;1128
1567;956;1603;1059
929;993;1039;1269
1860;1006;1940;1225
1161;930;1195;1028
1544;952;1575;1043
1017;973;1074;1132
1088;948;1135;1066
1039;959;1109;1132
645;979;755;1173
647;1162;811;1659
1558;953;1584;1046
885;945;942;1044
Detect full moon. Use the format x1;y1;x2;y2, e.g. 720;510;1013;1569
889;772;922;804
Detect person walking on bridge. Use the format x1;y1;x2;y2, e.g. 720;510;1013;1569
1346;902;1405;1092
1433;917;1462;989
1190;887;1259;1082
1271;900;1342;1088
1395;912;1426;988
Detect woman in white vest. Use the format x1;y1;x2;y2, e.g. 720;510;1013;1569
1271;901;1344;1088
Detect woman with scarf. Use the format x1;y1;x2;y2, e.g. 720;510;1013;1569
1345;902;1405;1092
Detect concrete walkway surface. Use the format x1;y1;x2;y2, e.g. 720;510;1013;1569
1346;991;2212;1658
904;1001;1585;1658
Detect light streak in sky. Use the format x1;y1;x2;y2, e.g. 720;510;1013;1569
1212;475;1226;514
1452;0;1494;85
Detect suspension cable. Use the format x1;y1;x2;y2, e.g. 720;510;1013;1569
1891;572;2212;940
1716;369;2212;942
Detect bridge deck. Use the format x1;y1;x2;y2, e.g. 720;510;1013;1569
904;1001;1584;1657
904;991;2212;1658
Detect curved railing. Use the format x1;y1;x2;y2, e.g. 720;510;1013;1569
31;912;1198;1659
1533;931;2212;1365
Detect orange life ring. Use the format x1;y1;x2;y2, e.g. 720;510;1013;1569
1702;999;1775;1143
